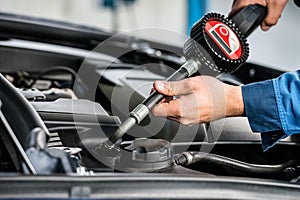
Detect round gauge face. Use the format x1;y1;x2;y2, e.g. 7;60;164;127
205;20;242;60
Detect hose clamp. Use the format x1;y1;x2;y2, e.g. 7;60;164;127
182;152;193;165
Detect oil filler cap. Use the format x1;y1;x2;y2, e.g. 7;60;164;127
184;13;249;74
116;138;173;172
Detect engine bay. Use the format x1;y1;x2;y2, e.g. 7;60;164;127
0;12;300;183
1;51;300;182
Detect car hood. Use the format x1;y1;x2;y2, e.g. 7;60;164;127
0;12;124;50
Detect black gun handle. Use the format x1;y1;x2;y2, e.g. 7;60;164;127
230;4;267;37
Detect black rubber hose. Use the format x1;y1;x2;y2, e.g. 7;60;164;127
174;152;299;180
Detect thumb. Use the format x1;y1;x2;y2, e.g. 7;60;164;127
153;79;193;96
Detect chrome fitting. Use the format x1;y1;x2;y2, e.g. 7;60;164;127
130;104;150;124
181;59;201;76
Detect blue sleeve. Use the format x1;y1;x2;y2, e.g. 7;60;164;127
242;70;300;151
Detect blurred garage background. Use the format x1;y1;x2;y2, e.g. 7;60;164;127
0;0;299;70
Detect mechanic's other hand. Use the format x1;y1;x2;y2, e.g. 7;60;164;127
152;76;244;126
230;0;288;31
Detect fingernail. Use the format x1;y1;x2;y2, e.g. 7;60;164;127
262;25;270;31
156;82;164;91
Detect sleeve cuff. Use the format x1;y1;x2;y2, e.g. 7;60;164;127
242;80;284;151
242;79;282;132
260;131;286;152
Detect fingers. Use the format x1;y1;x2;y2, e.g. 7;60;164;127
152;95;199;126
152;98;181;117
229;0;267;18
262;0;288;31
153;79;194;96
229;0;287;31
152;78;198;125
152;78;195;120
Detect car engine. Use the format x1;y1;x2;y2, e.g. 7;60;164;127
0;12;300;183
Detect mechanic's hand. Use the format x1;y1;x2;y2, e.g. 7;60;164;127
230;0;288;31
151;76;244;126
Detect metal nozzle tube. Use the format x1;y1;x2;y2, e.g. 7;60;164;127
109;117;136;144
